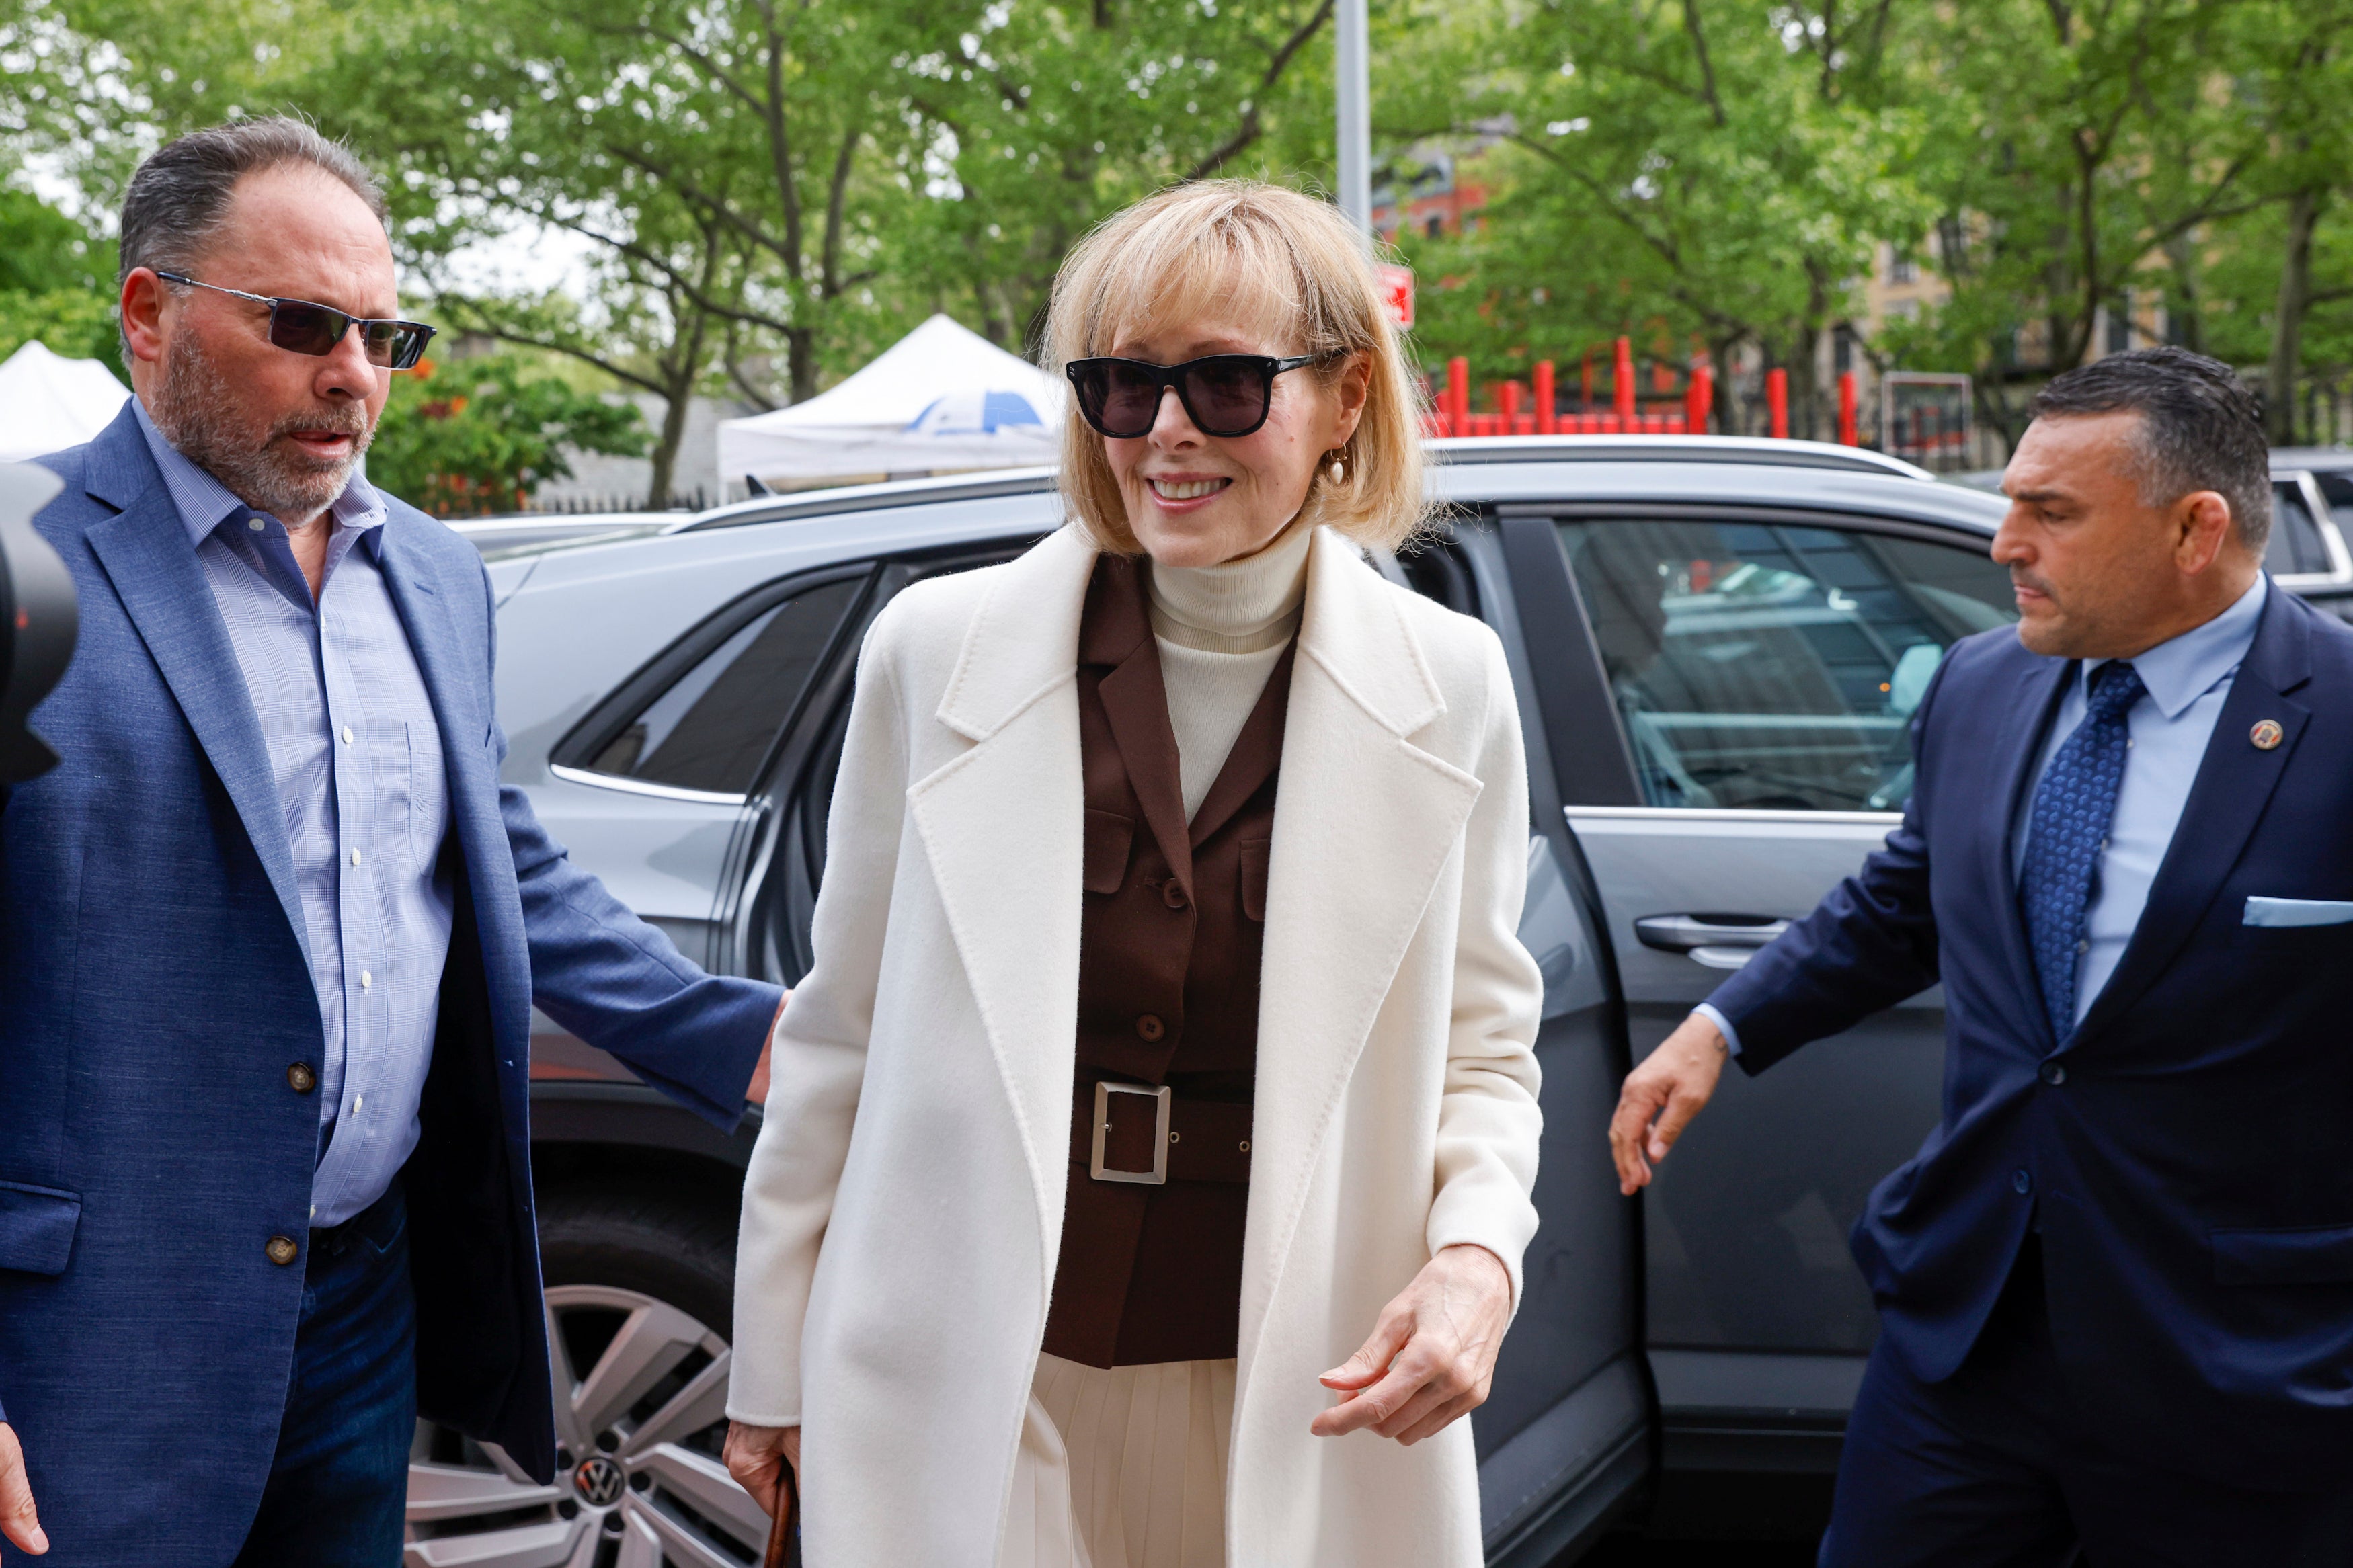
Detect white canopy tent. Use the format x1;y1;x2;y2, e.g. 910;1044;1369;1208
0;341;132;463
716;314;1063;487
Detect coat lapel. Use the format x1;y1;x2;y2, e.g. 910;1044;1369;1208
1240;530;1484;1361
1187;643;1295;848
79;418;314;973
908;526;1099;1251
2073;588;2311;1048
1985;654;2075;1054
1086;559;1194;891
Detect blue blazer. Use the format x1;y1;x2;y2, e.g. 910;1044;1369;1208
1708;583;2353;1489
1;406;781;1564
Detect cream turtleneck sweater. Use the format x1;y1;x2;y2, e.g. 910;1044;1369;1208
1146;519;1313;821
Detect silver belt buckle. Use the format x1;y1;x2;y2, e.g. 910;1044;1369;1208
1090;1081;1172;1185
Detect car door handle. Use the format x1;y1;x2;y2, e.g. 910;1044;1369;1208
1634;915;1792;971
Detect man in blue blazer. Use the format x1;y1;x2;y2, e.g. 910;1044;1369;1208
0;120;782;1564
1611;347;2353;1565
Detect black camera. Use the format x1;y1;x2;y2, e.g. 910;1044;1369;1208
0;462;78;784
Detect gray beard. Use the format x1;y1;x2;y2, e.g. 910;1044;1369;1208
146;331;374;523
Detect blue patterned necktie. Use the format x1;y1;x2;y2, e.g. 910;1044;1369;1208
2020;660;2147;1040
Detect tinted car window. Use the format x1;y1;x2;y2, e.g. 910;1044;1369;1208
1557;520;2016;811
2268;482;2333;577
588;576;863;795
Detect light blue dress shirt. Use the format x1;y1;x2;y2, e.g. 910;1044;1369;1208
1700;573;2269;1054
135;401;455;1226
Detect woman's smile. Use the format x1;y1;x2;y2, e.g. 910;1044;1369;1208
1142;472;1234;515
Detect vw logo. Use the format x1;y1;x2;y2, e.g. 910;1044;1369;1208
573;1454;627;1508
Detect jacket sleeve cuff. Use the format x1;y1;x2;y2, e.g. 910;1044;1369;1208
1692;1003;1743;1058
721;1401;800;1428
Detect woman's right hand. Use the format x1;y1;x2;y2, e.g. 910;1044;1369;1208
723;1421;801;1521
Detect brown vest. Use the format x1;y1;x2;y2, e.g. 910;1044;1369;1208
1041;554;1294;1368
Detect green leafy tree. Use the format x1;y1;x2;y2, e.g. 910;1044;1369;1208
0;186;119;364
302;0;969;407
366;353;649;515
891;0;1343;354
2210;0;2353;440
0;186;112;292
1376;0;1936;429
0;285;117;364
17;0;1351;452
1866;0;2281;442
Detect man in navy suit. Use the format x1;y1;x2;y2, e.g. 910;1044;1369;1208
0;120;783;1564
1610;347;2353;1565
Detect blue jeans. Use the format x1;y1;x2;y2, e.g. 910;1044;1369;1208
230;1184;416;1568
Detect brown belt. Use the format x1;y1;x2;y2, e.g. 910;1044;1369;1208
1071;1081;1252;1185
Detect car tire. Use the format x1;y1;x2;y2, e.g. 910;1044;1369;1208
538;1180;739;1340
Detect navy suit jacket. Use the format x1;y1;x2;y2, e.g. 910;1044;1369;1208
0;406;781;1564
1709;583;2353;1491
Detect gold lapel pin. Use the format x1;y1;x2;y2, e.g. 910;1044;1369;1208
2251;719;2284;751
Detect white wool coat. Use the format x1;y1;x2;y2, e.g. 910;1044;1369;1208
727;524;1545;1567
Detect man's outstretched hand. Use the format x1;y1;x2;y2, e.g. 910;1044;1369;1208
1609;1013;1731;1194
0;1421;46;1555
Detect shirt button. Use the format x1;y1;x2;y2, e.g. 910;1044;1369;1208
2075;938;2089;954
353;1094;364;1113
350;848;363;868
266;1235;300;1266
1135;1014;1166;1042
287;1063;317;1094
247;516;266;532
2012;1169;2032;1196
2039;1061;2067;1086
341;725;354;745
360;969;372;991
1162;880;1189;911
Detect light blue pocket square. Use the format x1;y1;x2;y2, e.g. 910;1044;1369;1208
2243;897;2353;927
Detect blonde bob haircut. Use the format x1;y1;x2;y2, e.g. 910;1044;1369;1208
1047;179;1430;554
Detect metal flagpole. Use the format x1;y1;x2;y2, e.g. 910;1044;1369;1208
1335;0;1371;240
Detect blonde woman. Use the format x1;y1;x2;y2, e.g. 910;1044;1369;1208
722;180;1544;1568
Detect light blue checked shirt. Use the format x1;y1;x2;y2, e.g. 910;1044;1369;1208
135;400;454;1227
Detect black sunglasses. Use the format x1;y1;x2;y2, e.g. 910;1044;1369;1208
1065;353;1329;439
154;271;437;371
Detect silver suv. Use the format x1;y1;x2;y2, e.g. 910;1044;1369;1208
405;437;2352;1567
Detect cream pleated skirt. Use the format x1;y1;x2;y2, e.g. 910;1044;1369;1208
996;1352;1237;1568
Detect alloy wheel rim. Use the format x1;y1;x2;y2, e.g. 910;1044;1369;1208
405;1284;771;1567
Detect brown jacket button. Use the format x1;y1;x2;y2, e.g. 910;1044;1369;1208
1162;880;1189;911
266;1235;300;1266
1135;1014;1166;1042
287;1063;317;1094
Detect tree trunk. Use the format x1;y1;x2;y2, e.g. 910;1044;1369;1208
1710;333;1743;435
2163;232;2202;354
2267;187;2325;446
1789;263;1831;440
647;382;691;509
649;302;713;508
787;326;820;405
